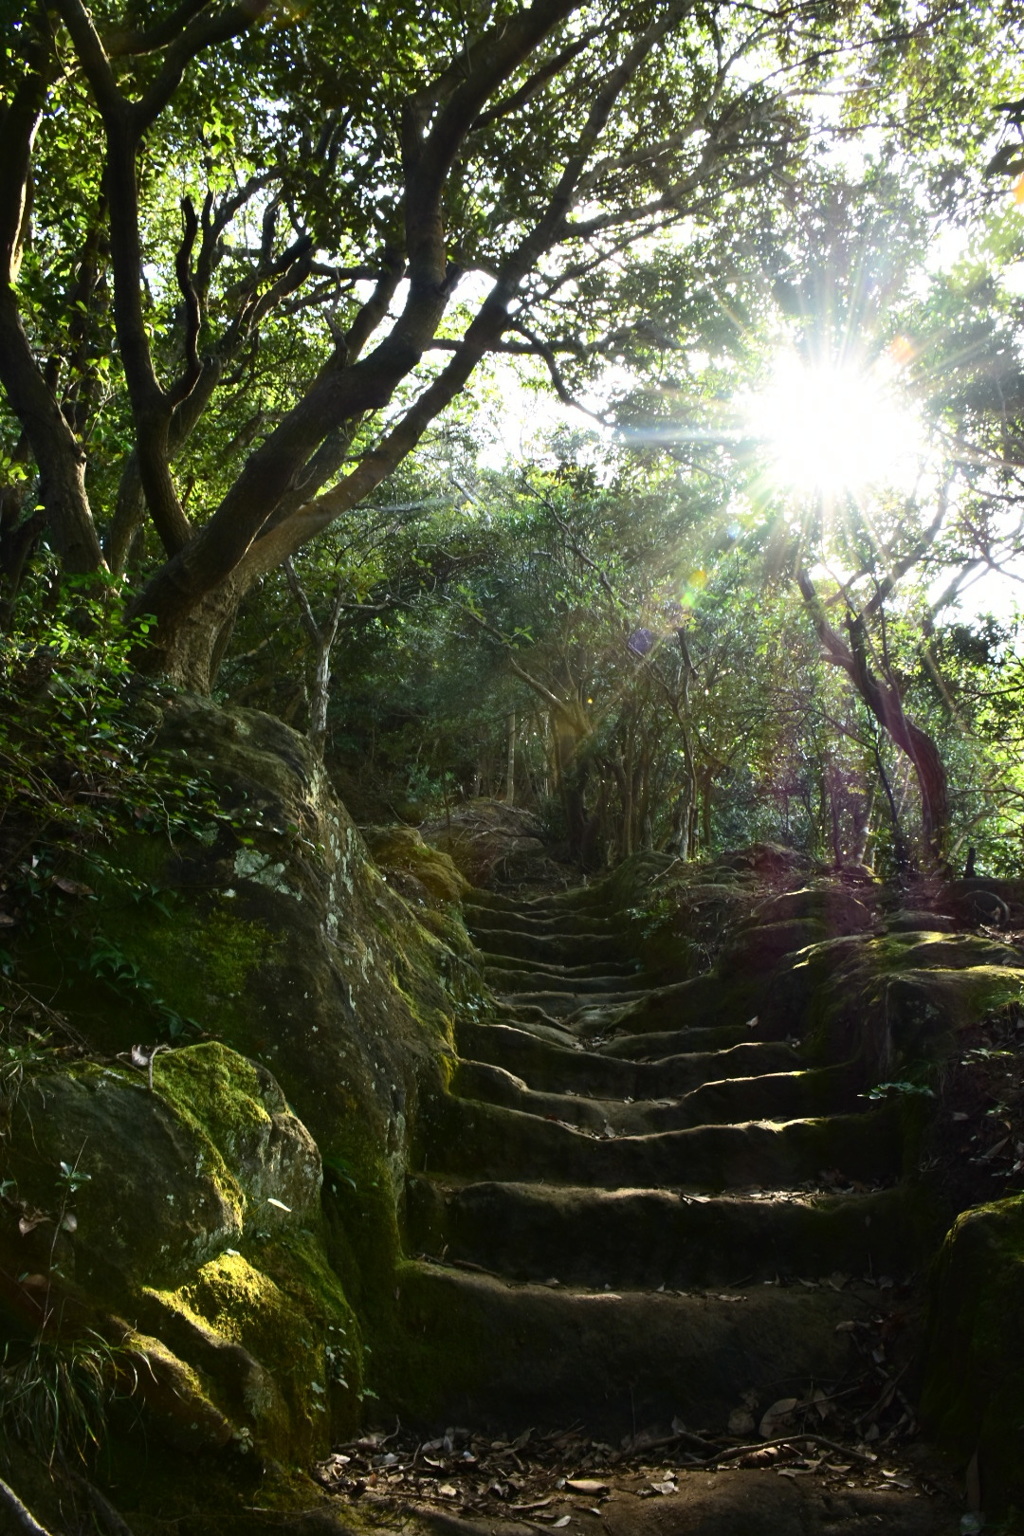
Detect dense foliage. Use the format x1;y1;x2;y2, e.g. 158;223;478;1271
2;0;1024;873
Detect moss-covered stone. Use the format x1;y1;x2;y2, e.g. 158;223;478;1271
362;825;471;905
921;1196;1024;1520
1;1040;360;1462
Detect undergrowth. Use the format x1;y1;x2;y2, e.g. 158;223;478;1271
0;1330;136;1466
0;568;220;906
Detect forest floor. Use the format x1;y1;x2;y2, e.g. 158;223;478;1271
313;1418;962;1534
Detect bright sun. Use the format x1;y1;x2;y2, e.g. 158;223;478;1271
744;350;925;498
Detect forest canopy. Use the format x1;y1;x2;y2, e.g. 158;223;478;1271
3;0;1024;875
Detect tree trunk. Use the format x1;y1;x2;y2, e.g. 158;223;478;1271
505;710;516;804
796;570;949;867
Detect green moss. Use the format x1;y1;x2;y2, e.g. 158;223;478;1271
145;1238;361;1459
363;826;471;904
147;1044;273;1225
921;1196;1024;1517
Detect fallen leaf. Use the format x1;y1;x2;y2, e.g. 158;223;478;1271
552;1517;570;1528
18;1213;51;1236
759;1397;799;1438
566;1480;607;1496
649;1481;676;1496
51;875;94;897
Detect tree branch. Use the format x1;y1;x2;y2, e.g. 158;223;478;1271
168;196;203;406
0;23;51;285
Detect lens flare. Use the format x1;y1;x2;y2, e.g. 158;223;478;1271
744;351;924;498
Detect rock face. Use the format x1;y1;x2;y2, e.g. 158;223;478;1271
0;693;479;1528
921;1195;1024;1518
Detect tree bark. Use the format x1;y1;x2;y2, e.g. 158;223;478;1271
796;569;949;866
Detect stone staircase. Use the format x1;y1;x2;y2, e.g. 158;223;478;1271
398;884;942;1492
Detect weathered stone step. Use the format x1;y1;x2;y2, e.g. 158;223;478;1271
612;970;763;1035
424;1096;903;1190
466;887;607;916
503;986;656;1017
405;1177;939;1289
485;964;644;1001
392;1259;882;1435
455;1020;802;1096
482;952;637;981
465;902;620;936
584;1021;753;1053
451;1058;861;1132
468;926;630;965
482;961;641;994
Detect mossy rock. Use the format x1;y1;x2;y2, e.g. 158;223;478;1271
6;1043;321;1293
2;1042;361;1463
752;884;875;935
362;825;471;905
718;917;827;976
761;930;1024;1072
921;1196;1024;1519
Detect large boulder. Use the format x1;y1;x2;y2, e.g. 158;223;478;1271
0;692;480;1523
1;1043;355;1464
921;1196;1024;1520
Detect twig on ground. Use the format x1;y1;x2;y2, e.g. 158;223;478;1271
700;1432;879;1468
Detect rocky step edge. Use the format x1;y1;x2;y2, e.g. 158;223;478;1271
404;1176;945;1291
420;1094;905;1191
387;1260;908;1438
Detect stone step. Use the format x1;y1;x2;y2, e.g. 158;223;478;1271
465;902;620;936
423;1096;903;1190
594;1022;778;1060
481;953;638;981
391;1259;885;1435
451;1058;861;1132
612;970;763;1036
466;927;630;965
405;1177;940;1289
482;962;642;994
455;1020;802;1097
485;964;644;1001
466;888;607;917
501;987;655;1017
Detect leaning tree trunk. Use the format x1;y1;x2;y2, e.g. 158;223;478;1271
796;571;949;868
